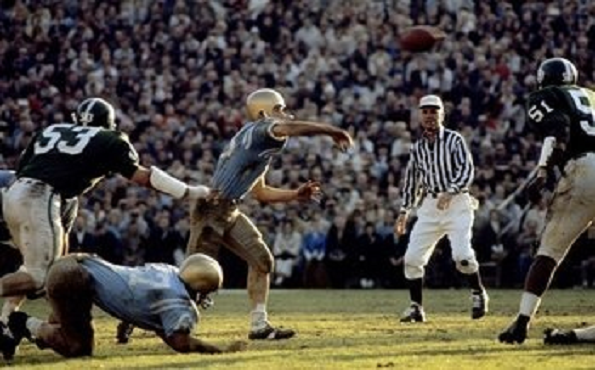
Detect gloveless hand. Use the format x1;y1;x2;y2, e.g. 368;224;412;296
394;214;408;236
331;130;354;152
296;180;322;202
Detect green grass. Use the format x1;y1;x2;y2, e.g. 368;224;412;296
7;289;595;369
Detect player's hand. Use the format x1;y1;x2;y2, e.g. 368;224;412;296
437;193;454;210
525;167;547;202
394;213;408;236
330;129;354;152
225;340;248;353
296;180;322;202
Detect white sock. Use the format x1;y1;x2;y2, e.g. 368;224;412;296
250;304;268;331
26;317;44;337
574;326;595;342
519;292;541;318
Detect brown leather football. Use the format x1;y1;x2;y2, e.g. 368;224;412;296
399;25;446;52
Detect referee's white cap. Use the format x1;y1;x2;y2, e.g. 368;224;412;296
419;95;444;110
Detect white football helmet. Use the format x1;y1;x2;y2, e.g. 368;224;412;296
246;88;289;121
179;253;223;295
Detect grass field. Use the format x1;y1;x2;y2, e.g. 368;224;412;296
7;288;595;369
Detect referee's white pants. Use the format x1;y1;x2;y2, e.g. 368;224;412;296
2;178;64;289
404;193;479;280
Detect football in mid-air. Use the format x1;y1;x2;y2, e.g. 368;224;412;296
399;25;446;52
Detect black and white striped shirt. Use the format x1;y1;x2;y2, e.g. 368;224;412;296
400;127;474;211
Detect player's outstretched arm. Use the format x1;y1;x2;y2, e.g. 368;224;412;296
251;177;321;203
271;119;353;151
129;166;210;200
162;332;247;354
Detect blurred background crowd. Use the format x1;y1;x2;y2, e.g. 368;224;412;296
1;0;595;289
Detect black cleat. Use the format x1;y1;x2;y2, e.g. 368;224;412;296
471;291;489;320
248;323;295;340
8;312;32;344
0;322;17;362
543;328;579;345
499;315;530;344
116;321;135;344
400;303;426;323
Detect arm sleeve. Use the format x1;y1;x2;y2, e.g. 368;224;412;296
159;299;199;337
400;146;419;211
105;133;141;179
251;119;287;149
450;135;474;192
538;111;570;143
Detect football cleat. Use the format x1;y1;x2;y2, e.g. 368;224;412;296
116;321;135;344
543;328;579;345
499;315;530;344
400;303;426;323
248;322;295;340
0;322;17;362
471;290;489;319
7;312;32;345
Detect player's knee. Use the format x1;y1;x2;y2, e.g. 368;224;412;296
249;246;274;274
257;252;274;274
404;264;424;280
455;258;479;275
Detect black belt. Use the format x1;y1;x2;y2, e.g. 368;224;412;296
427;189;469;199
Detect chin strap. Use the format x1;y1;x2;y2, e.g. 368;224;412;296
196;293;215;310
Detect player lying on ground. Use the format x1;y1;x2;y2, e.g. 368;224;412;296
0;253;246;361
543;325;595;345
0;97;210;335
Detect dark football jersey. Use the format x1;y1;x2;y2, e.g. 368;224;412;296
526;85;595;162
17;123;140;198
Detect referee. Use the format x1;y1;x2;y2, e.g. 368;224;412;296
394;94;489;322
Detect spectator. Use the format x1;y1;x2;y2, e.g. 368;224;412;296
272;220;302;287
144;210;185;265
301;219;328;288
90;220;124;265
68;213;95;254
1;1;593;289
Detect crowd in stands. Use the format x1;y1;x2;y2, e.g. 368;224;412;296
2;0;595;289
